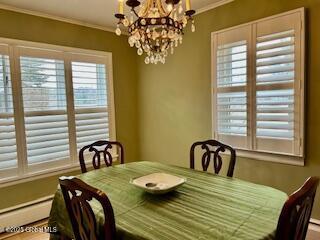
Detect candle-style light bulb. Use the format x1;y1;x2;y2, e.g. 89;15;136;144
185;0;191;11
119;0;124;14
167;3;173;12
178;1;183;14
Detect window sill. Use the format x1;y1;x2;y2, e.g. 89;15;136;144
0;156;119;188
235;149;305;166
0;163;81;188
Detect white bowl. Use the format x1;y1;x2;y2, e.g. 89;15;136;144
130;173;186;194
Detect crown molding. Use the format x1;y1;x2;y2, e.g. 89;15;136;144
195;0;234;15
0;3;116;33
0;1;235;34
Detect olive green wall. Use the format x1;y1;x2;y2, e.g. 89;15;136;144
138;0;320;219
2;0;320;221
0;9;139;209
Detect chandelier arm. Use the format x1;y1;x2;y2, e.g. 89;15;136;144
131;8;140;18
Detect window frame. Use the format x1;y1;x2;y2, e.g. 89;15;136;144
211;8;305;166
0;37;116;186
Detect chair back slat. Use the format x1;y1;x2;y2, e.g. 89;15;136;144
59;177;116;240
276;177;319;240
79;140;124;173
190;139;236;177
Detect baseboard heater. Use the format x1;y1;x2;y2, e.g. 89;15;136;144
0;195;53;233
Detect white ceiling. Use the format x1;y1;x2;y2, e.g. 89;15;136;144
0;0;231;30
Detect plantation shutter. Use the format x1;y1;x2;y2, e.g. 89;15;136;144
70;55;110;151
0;45;18;176
254;12;304;156
17;47;70;169
212;9;304;160
212;25;252;149
0;41;115;183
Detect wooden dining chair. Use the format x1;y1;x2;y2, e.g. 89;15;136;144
190;139;236;177
59;177;117;240
79;140;124;173
275;177;320;240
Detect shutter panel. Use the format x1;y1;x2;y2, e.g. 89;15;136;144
20;55;70;165
213;25;252;149
72;61;110;150
254;12;304;156
0;54;18;172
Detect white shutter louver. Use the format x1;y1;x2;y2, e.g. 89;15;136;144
20;56;70;165
256;30;295;85
217;92;247;135
256;89;294;139
72;62;109;150
0;54;17;170
217;41;247;87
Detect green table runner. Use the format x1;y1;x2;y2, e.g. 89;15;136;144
48;161;287;240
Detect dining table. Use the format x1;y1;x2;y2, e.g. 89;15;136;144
48;161;288;240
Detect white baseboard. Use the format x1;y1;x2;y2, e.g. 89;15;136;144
310;218;320;232
0;196;53;233
310;218;320;225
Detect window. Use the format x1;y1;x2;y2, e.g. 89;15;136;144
0;40;115;183
212;9;305;164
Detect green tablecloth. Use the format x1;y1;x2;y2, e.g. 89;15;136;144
48;161;287;240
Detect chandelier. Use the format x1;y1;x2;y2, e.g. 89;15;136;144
115;0;196;64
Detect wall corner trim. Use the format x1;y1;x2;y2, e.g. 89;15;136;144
0;3;116;33
196;0;235;15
